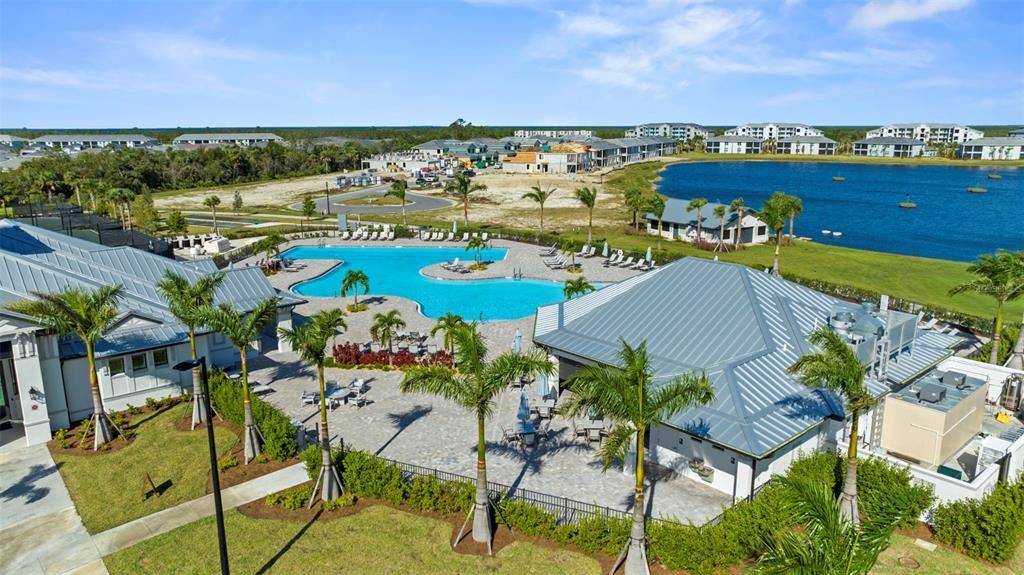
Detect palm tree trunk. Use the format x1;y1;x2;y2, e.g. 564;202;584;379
402;199;407;226
587;208;593;244
189;329;208;429
539;204;544;232
990;302;1004;365
696;209;702;246
624;427;648;575
318;364;341;500
240;352;261;463
657;216;663;249
771;232;781;276
87;345;113;449
788;214;795;242
719;221;726;250
733;210;742;249
463;199;469;227
212;207;219;234
840;411;860;526
471;413;492;543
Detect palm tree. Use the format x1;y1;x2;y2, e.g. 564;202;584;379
107;188;136;230
6;286;125;449
759;192;789;277
784;194;804;242
430;312;465;353
787;327;873;525
255;232;286;263
755;476;903;575
574;186;598;244
277;309;347;502
155;271;225;429
729;197;746;249
713;204;728;250
400;323;553;546
949;250;1024;364
562;339;714;575
646;193;666;249
201;297;280;463
445;173;487;226
522;185;556;232
563;277;594;299
623;179;649;231
687;197;709;245
385;179;409;225
340;269;370;307
204;195;222;233
370;309;406;363
466;236;486;266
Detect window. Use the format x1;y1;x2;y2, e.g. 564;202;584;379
109;358;125;376
153;349;169;367
757;226;767;235
131;353;148;372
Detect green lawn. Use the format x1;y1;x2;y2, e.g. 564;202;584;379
872;534;1024;575
52;404;237;533
104;506;602;575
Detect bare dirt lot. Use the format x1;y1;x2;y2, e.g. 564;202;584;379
154;172;346;210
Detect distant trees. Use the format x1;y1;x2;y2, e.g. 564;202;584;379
233;191;243;213
166;209;188;235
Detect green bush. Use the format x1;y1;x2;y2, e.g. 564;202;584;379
498;499;558;538
302;443;344;481
218;453;238;472
208;372;297;460
857;457;934;528
341;450;407;503
406;474;473;514
933;474;1024;563
320;493;356;511
265;484;313;510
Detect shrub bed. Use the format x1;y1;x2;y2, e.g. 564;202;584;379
933;473;1024;563
208;371;298;460
330;343;453;370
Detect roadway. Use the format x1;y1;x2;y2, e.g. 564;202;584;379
286;184;453;214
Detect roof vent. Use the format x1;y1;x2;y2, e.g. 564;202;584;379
918;383;946;404
942;371;966;388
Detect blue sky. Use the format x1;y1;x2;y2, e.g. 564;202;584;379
1;0;1022;128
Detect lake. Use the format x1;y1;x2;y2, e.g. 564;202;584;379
657;161;1023;262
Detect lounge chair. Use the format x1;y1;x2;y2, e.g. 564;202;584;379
605;253;622;266
339;231;350;240
387;231;395;241
461;232;470;242
630;258;647;270
367;231;377;241
481;233;488;242
446;232;455;241
617;256;635;268
539;243;558;256
471;232;479;239
301;390;318;405
574;245;589;257
919;317;939;330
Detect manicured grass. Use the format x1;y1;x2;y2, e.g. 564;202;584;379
104;506;602;575
336;195;403;206
871;534;1023;575
52;404;237;533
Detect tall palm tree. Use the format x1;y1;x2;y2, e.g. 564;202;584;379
522;185;556;232
370;309;406;363
687;197;709;245
445;173;487;226
563;277;594;299
201;297;280;463
107;188;136;230
646;193;666;249
759;192;789;277
466;236;486;266
784;194;804;242
729;197;746;249
203;195;222;233
255;232;286;263
6;286;125;449
574;186;598;244
562;339;714;575
712;204;727;250
400;324;552;546
755;476;903;575
277;309;347;502
340;269;370;307
385;180;409;225
787;327;873;525
949;250;1024;364
155;271;225;429
623;179;648;232
430;312;465;353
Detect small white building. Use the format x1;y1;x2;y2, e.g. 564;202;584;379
0;220;302;448
172;133;283;147
776;135;837;156
853;137;931;158
867;123;983;144
644;198;770;245
725;123;823;140
706;135;762;154
957;137;1024;160
30;134;158;151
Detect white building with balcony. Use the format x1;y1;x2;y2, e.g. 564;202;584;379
706;135;762;154
776;135;837;155
958;137;1024;160
725;123;823;141
867;123;983;144
625;123;712;141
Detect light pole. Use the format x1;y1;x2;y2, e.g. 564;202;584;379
174;357;229;575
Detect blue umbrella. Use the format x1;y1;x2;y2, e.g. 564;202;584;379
512;329;522;354
517;390;530;421
601;241;609;258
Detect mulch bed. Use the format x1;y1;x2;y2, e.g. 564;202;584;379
47;402;184;457
181;414;301;492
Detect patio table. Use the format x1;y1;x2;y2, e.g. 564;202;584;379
327;388;352;408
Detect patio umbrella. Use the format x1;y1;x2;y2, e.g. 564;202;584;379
517;390;530;422
453;219;458;234
645;246;652;263
512;329;522;354
601;241;609;258
537;371;550;400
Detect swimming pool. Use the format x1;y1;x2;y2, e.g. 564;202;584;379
284;246;570;320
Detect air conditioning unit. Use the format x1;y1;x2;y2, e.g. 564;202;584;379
918;383;946;404
941;371;966;388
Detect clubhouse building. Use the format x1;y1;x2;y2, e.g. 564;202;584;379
644;199;770;245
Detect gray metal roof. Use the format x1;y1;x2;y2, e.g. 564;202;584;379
0;135;29;144
173;133;282;142
708;135;762;143
31;134;157;143
778;136;837;144
958;137;1024;147
0;219;301;359
644;198;751;228
533;257;958;458
854;137;926;145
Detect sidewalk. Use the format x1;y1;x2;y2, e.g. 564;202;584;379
91;462;307;557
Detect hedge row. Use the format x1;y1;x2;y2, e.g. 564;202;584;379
208;371;298;460
933;473;1024;563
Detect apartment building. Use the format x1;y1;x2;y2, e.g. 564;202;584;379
706;135;762;154
172;133;283;147
625;123;712;141
957;137;1024;160
725;123;823;140
853;137;931;158
776;136;838;156
867;124;983;144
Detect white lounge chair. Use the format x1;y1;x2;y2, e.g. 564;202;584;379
461;232;470;242
367;231;377;241
618;256;635;268
605;253;622;266
387;231;395;241
539;243;558;256
481;232;488;242
446;232;455;241
630;259;646;270
919;317;939;330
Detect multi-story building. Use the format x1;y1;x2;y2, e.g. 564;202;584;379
0;135;29;152
866;124;983;144
1008;127;1024;139
725;123;823;140
853;137;930;158
172;133;283;147
957;137;1024;160
513;129;593;139
30;134;158;151
625;123;711;142
776;136;837;156
706;135;762;154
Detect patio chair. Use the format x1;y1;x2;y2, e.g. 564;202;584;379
350;379;368;393
539;243;558;256
574;245;589;257
348;391;367;408
571;420;587;438
387;231;395;241
301;391;318;405
340;231;350;240
368;231;378;241
630;258;646;270
501;426;519;445
481;233;488;242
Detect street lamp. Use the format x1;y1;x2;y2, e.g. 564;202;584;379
174;357;230;575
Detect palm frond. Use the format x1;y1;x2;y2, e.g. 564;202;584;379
595;424;636;471
644;372;714;425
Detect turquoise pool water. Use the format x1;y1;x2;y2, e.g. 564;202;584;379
285;246;570;320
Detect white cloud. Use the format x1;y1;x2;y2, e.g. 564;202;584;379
783;0;801;7
0;67;86;87
558;12;628;37
850;0;972;30
658;6;759;49
759;90;820;107
577;51;657;92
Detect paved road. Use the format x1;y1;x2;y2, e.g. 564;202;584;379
287;184;453;214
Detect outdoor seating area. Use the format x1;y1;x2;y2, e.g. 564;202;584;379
603;248;655;271
419;230;490;243
302;378;372;410
339;226;396;241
